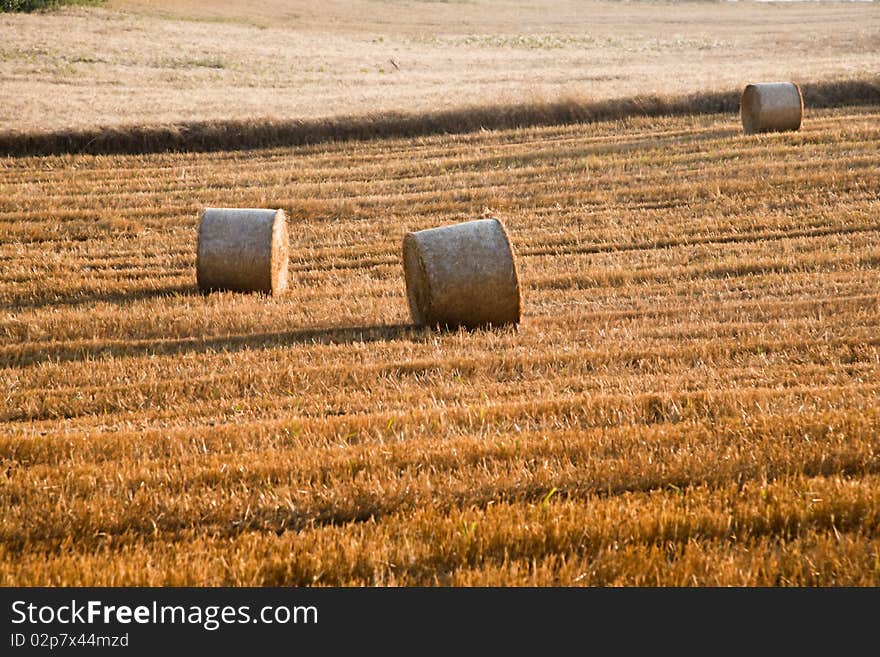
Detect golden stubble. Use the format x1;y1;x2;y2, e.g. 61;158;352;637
0;108;879;585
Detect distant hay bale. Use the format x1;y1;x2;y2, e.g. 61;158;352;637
196;208;289;295
740;82;803;135
403;218;521;329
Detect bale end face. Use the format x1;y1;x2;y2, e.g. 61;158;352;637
196;208;289;295
403;233;430;326
402;217;521;330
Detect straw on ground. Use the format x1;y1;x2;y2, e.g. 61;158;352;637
1;107;879;585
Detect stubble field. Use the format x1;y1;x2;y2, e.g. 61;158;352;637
1;0;878;132
2;104;879;585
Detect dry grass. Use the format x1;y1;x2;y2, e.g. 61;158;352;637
2;77;878;157
1;106;879;585
0;0;878;132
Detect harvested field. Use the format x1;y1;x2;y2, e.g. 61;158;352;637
1;106;880;586
1;0;878;132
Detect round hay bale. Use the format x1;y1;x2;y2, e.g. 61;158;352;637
196;208;289;295
403;218;521;329
740;82;803;135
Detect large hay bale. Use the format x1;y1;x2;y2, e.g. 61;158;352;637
740;82;803;135
403;218;521;329
196;208;289;295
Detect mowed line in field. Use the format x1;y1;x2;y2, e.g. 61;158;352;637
1;111;877;221
3;209;879;286
4;471;880;586
3;244;877;357
1;107;878;585
6;299;877;395
3;413;879;585
4;480;880;585
4;337;878;424
3;227;878;315
3;128;877;204
3;293;879;422
2;151;877;239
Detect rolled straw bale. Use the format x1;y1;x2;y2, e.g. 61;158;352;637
403;218;521;329
740;82;803;135
196;208;288;294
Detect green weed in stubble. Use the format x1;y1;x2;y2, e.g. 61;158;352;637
541;487;559;509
